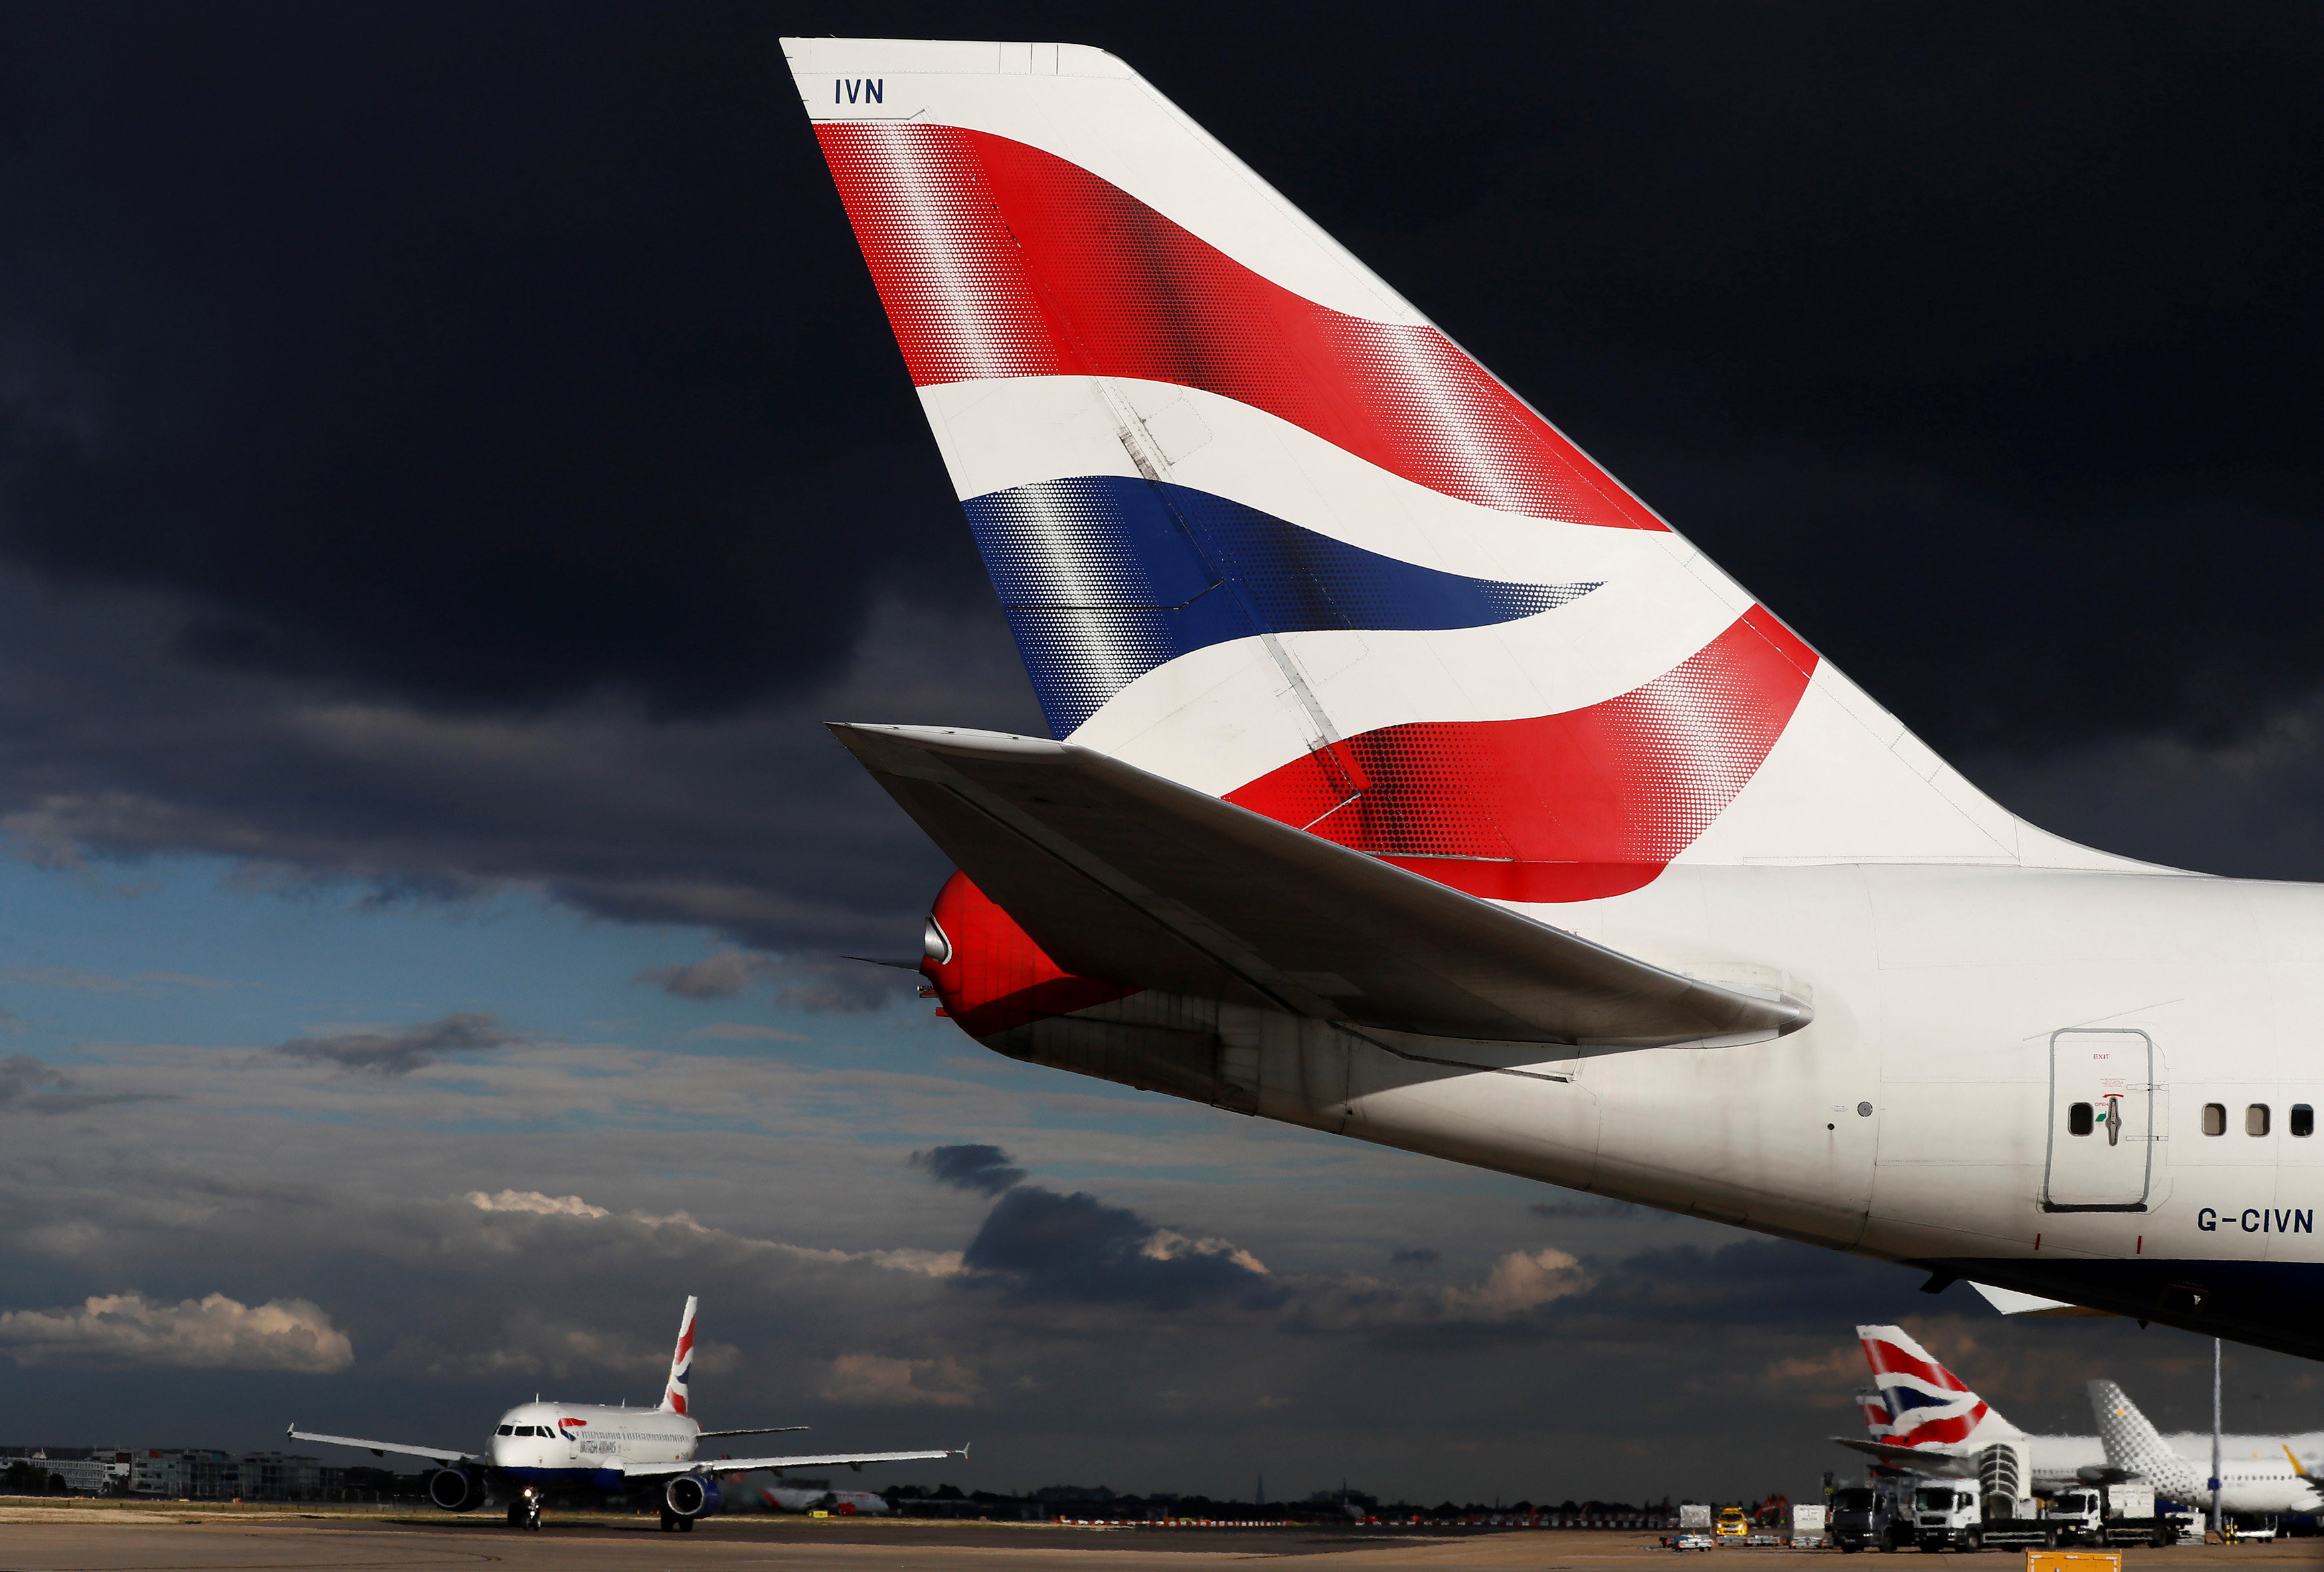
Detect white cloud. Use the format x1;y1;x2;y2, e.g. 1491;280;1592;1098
1448;1247;1593;1318
460;1188;961;1275
0;1292;353;1371
1139;1229;1270;1276
466;1189;610;1218
819;1352;977;1407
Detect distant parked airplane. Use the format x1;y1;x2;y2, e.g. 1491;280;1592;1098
1843;1324;2322;1516
2092;1378;2322;1517
290;1297;956;1531
791;33;2324;1361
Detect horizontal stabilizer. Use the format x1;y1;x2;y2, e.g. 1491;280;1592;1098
1832;1437;1973;1477
833;724;1812;1048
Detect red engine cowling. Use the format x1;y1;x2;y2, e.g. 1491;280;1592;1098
921;872;1137;1038
920;873;1255;1108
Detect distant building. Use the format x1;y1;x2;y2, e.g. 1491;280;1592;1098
127;1450;268;1500
0;1451;128;1495
237;1452;339;1500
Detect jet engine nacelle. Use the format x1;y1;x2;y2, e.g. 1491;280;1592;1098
665;1473;722;1520
426;1466;487;1512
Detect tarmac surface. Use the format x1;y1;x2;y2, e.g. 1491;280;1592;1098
0;1510;2317;1572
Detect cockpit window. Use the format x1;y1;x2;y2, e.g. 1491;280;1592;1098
497;1425;513;1435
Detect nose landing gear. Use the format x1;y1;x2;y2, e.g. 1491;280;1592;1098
506;1488;542;1529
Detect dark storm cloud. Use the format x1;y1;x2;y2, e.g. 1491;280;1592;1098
911;1143;1025;1197
0;1054;146;1114
1;0;2323;934
1560;1239;1913;1328
272;1011;525;1075
1531;1198;1643;1220
961;1185;1285;1311
0;3;985;718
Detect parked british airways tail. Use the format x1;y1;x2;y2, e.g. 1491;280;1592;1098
1841;1324;2086;1494
290;1298;957;1531
1842;1325;2324;1516
791;37;2324;1358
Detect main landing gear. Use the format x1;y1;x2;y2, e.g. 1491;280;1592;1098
659;1508;695;1532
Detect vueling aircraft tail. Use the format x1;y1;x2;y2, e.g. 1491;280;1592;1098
789;37;2142;905
2089;1379;2202;1499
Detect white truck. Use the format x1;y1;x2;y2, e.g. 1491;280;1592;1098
1914;1480;2179;1552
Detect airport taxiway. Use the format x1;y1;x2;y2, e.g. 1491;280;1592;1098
0;1512;2319;1572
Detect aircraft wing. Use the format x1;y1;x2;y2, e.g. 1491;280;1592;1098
629;1447;959;1480
831;725;1812;1050
696;1425;810;1438
288;1427;475;1466
1833;1438;1974;1476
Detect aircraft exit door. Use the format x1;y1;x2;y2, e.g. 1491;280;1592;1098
2043;1028;2153;1211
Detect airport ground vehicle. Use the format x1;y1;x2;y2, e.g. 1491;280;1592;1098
1916;1481;2177;1553
1831;1483;1910;1552
1715;1506;1750;1540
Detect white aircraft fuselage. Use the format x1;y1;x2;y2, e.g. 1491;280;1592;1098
1082;862;2324;1359
2019;1433;2324;1516
488;1400;697;1488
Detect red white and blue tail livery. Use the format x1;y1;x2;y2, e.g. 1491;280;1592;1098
661;1294;696;1416
797;38;2324;1364
1857;1324;2005;1452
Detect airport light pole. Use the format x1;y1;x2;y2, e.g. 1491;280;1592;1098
2208;1337;2223;1539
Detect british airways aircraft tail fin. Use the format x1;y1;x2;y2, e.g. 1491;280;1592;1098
1857;1324;2022;1452
788;38;2155;905
658;1295;697;1417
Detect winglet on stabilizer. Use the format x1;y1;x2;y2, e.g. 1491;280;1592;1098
831;723;1811;1051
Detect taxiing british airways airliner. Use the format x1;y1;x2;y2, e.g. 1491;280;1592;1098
791;37;2324;1360
290;1297;955;1531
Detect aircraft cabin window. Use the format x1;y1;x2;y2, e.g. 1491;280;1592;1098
2296;1104;2315;1138
2204;1102;2227;1136
2249;1103;2272;1137
2068;1102;2094;1136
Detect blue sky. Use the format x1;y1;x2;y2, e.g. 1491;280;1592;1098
0;851;2302;1504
